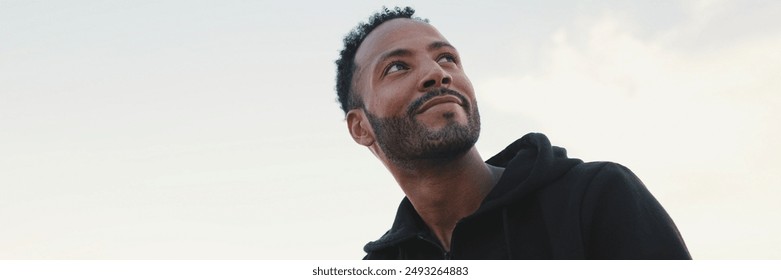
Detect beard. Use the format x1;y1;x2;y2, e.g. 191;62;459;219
364;88;481;166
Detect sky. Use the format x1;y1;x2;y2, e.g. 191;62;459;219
1;0;779;259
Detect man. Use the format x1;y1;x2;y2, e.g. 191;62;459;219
335;7;690;259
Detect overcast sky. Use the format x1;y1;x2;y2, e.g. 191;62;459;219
1;0;779;259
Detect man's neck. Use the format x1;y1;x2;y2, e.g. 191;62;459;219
387;147;504;252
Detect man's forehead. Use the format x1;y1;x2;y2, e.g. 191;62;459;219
355;18;449;64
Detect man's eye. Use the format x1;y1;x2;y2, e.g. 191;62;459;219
437;54;457;64
384;62;408;75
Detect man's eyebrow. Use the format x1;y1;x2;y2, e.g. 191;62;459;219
376;42;456;64
378;49;413;63
428;41;455;51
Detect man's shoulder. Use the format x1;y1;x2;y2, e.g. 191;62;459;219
557;161;636;185
536;161;645;200
566;161;647;196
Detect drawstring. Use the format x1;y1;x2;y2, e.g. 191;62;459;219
502;207;513;259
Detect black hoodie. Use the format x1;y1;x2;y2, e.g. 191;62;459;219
363;133;691;259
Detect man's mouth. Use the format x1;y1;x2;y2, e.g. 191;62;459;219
415;95;464;114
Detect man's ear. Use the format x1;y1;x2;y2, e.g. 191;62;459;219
346;109;375;147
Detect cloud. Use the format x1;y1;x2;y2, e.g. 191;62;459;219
476;7;781;258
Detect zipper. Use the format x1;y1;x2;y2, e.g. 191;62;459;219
417;233;454;260
415;218;466;260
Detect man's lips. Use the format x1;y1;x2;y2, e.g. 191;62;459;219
415;95;464;114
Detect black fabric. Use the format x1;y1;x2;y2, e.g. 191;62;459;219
363;133;691;259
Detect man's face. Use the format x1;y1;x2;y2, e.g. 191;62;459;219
351;19;480;164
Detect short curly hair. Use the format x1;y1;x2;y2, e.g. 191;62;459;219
334;6;427;115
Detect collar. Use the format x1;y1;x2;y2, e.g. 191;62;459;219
363;197;427;252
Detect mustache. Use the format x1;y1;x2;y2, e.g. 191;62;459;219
406;88;469;117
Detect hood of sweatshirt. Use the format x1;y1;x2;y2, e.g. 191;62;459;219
364;133;583;253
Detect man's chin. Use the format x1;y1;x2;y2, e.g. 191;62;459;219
417;142;475;161
366;106;480;165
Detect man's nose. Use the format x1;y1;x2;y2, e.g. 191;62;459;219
418;62;452;91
